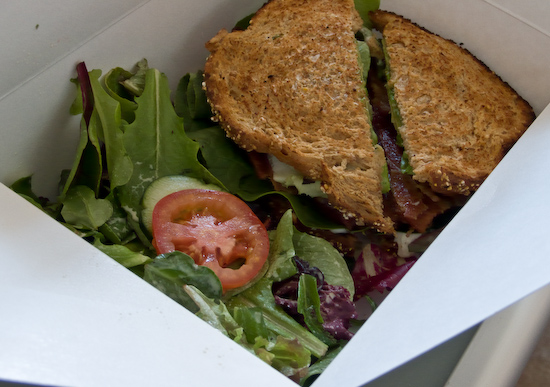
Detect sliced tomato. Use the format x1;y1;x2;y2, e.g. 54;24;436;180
151;189;270;291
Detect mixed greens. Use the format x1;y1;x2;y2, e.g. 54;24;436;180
9;0;435;384
11;59;367;384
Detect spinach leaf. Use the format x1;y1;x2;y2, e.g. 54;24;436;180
174;71;212;124
292;230;355;298
188;124;342;229
9;176;61;216
265;209;297;282
266;209;355;298
233;13;254;31
186;125;266;195
10;176;42;204
144;251;223;313
98;192;135;245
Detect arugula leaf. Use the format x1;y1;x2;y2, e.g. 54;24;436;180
70;121;103;196
187;287;312;379
60;185;113;229
120;58;149;98
117;68;221;224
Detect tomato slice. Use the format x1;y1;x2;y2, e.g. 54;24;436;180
151;189;270;291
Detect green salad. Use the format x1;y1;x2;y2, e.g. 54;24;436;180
9;0;432;384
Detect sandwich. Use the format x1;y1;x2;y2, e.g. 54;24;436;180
203;0;535;234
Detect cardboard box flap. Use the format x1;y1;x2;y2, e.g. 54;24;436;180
0;184;295;387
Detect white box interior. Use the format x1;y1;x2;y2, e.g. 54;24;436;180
1;0;550;386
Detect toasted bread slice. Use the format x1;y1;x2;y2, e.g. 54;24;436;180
370;10;535;196
204;0;393;233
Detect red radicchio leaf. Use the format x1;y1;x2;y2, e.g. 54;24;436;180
352;243;418;299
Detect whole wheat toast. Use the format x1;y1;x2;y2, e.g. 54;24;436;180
370;10;535;196
204;0;393;233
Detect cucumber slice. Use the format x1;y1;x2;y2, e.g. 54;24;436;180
141;175;223;233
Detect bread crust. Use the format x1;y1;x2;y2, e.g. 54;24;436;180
204;0;393;233
370;10;535;196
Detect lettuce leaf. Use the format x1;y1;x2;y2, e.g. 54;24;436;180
354;0;380;28
254;335;311;378
60;185;113;230
92;236;152;268
183;284;246;342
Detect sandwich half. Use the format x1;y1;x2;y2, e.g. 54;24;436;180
204;0;394;233
202;1;535;235
370;10;535;196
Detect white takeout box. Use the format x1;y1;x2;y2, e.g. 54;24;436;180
1;0;550;386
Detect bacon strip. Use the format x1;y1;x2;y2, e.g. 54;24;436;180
368;67;451;232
